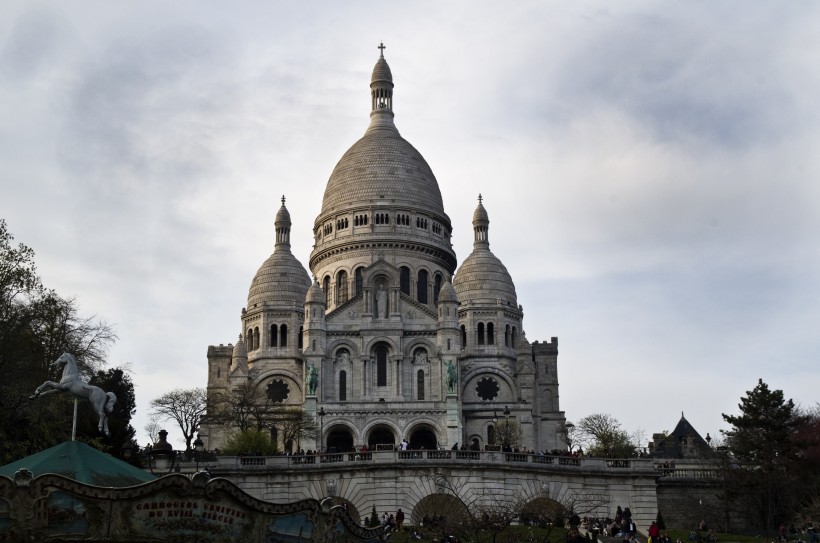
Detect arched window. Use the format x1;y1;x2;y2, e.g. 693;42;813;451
477;323;485;345
280;324;287;347
246;329;253;351
488;425;496;445
376;345;388;387
505;325;511;347
487;322;495;345
270;426;278;444
417;370;425;400
337;271;348;304
400;267;410;295
355;267;363;296
270;324;278;347
417;270;428;305
253;327;260;350
512;327;518;347
323;276;331;306
339;370;347;401
433;273;442;305
461;325;467;349
298;326;303;349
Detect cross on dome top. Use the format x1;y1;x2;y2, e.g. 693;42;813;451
378;42;386;59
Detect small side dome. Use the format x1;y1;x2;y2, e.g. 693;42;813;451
437;278;458;304
247;198;311;308
453;250;518;307
306;281;326;305
453;196;518;307
232;334;248;359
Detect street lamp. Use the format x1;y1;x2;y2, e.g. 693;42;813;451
193;434;205;471
318;407;326;454
121;439;136;463
148;430;178;475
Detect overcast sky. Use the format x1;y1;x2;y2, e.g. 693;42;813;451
1;1;818;450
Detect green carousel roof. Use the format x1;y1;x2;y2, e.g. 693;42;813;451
0;441;156;487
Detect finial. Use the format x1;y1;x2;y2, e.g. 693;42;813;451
281;195;286;206
378;42;386;59
478;193;483;204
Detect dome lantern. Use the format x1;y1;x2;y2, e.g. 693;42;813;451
371;42;394;115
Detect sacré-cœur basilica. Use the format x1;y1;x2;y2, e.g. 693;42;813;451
201;45;567;454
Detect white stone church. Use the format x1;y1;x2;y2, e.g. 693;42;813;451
202;45;566;454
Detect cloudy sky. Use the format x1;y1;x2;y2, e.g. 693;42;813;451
2;2;818;450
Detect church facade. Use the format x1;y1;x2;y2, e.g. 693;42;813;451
202;46;566;454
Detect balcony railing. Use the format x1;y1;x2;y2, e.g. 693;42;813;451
214;452;660;472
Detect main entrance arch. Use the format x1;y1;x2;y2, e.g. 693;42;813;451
367;425;396;449
412;493;470;526
409;425;438;450
326;426;354;453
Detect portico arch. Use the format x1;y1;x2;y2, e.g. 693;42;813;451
367;425;396;449
326;424;355;453
412;493;469;526
408;425;438;450
520;496;565;527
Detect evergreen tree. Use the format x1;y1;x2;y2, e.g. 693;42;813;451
721;379;816;532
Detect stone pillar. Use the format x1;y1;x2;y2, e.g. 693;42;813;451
446;393;462;448
304;396;318;451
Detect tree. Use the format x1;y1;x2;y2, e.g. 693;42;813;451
495;419;521;450
0;220;117;464
77;367;138;459
149;388;207;450
558;421;583;452
273;407;318;452
721;379;818;532
577;413;636;457
222;429;278;455
206;381;273;432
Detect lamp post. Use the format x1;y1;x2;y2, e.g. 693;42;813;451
121;439;136;463
148;429;177;475
502;406;511;450
193;434;205;471
318;407;326;454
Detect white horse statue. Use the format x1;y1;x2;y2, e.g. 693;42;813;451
30;352;117;436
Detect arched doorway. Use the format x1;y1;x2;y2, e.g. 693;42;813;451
413;493;469;527
520;496;565;527
367;425;396;449
409;426;438;450
326;427;354;453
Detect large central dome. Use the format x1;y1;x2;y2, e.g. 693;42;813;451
310;45;456;281
319;49;445;217
319;124;446;217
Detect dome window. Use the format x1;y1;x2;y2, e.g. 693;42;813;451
477;323;485;345
400;267;410;295
416;217;428;230
298;326;303;349
461;325;467;349
433;273;442;305
253;327;260;350
280;324;288;347
433;222;442;235
417;270;429;304
417;369;425;400
246;329;253;351
270;324;278;347
487;322;495;345
323;276;331;306
505;325;511;347
339;370;347;401
337;271;349;304
355;268;364;296
375;344;389;387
